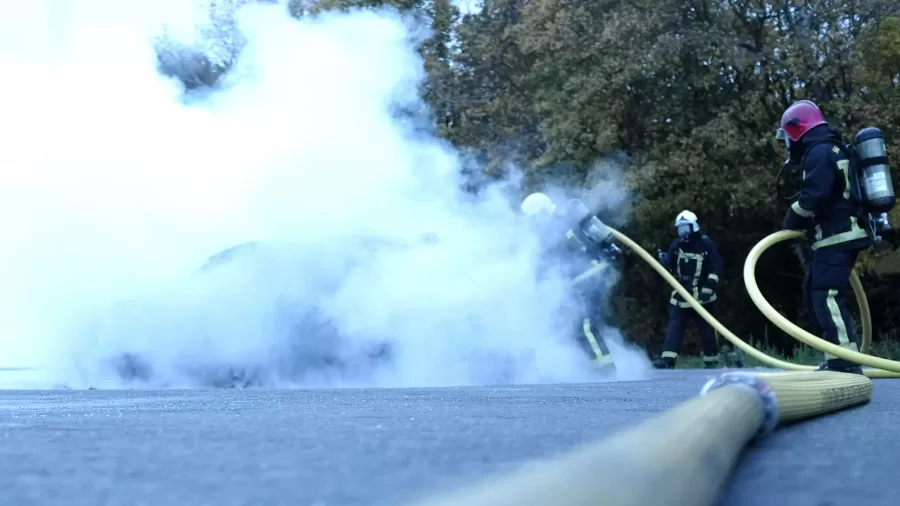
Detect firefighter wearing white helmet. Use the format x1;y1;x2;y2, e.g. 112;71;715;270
520;192;620;372
653;210;724;369
520;192;557;216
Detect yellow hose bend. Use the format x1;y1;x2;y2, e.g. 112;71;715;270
744;230;900;377
608;227;897;377
608;228;811;371
746;231;871;354
851;273;873;354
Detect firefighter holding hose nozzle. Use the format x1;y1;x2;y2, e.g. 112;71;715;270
520;192;621;372
776;99;896;374
652;211;723;369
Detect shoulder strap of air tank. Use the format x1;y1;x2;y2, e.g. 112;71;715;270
808;139;874;233
803;138;861;182
803;138;851;160
805;138;867;205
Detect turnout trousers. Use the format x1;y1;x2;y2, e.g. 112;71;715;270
577;313;614;369
662;302;719;365
803;246;862;365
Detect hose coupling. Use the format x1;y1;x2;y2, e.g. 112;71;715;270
700;372;779;438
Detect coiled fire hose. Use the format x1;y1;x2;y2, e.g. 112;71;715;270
407;228;879;506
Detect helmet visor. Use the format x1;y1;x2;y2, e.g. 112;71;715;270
775;127;791;150
677;224;692;238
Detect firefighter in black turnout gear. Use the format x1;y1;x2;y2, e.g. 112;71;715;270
520;192;621;371
653;210;723;369
776;100;896;374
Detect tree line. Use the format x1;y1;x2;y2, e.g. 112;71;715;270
289;0;900;355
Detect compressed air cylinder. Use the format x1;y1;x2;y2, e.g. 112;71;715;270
583;216;614;245
561;199;614;245
855;127;896;213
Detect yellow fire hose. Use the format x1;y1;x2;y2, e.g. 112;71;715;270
742;230;900;377
610;227;900;377
406;227;881;506
406;371;871;506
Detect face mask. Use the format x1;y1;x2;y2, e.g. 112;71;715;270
777;128;805;164
677;224;692;239
776;127;790;149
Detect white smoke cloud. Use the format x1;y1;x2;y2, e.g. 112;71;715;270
0;0;650;388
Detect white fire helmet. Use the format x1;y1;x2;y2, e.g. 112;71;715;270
674;210;699;238
520;192;557;217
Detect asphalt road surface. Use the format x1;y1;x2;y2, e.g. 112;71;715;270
0;369;897;506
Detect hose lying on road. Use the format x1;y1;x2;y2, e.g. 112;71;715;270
407;227;883;506
406;371;872;506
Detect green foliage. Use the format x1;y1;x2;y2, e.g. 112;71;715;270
298;0;900;356
675;339;900;369
426;0;900;355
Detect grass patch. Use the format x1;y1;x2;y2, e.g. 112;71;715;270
674;339;900;369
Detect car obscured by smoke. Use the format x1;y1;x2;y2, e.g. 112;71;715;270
100;234;455;388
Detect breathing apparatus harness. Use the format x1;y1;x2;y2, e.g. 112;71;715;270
775;126;897;253
520;192;622;289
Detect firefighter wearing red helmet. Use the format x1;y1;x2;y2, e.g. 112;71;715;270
776;100;870;374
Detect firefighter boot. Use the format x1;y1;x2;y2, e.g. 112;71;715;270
652;356;675;369
703;354;720;369
817;359;863;375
